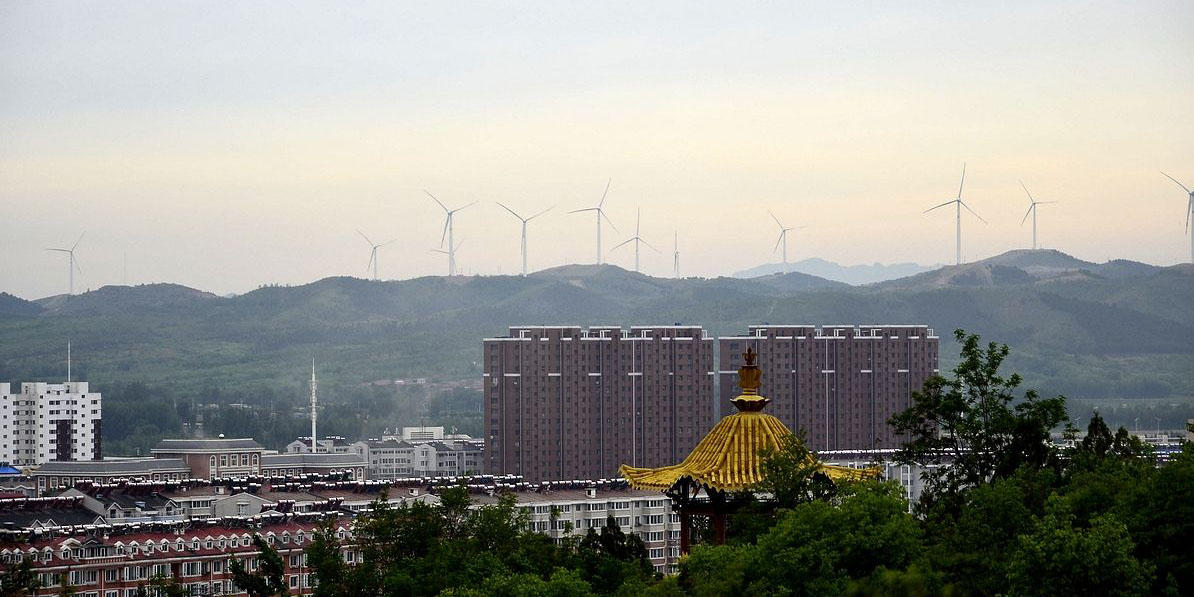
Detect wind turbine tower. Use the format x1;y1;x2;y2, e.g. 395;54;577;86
496;203;553;275
924;163;986;265
357;230;396;281
1019;182;1057;250
1161;172;1194;265
426;191;477;277
309;359;318;453
432;239;465;276
569;179;618;264
46;232;85;295
611;207;658;273
673;231;680;278
768;212;804;264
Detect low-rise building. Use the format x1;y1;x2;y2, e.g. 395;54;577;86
151;438;267;480
260;453;367;480
30;458;190;495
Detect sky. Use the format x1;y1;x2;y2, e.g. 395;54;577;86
1;1;1192;299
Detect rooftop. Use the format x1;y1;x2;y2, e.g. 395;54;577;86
152;438;265;452
33;458;189;475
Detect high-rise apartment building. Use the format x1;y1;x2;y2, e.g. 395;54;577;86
484;325;715;482
0;382;103;467
717;325;938;451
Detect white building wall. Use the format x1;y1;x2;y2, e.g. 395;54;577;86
0;382;101;466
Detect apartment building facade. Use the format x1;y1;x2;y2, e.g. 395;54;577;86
0;382;103;467
718;325;939;451
484;325;715;482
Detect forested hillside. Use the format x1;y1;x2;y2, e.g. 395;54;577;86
1;251;1191;453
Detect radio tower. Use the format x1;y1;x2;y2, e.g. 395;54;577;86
309;359;318;453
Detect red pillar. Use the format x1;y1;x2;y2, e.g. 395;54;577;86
680;511;691;555
713;512;726;545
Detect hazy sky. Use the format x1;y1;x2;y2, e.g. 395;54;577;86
2;1;1192;299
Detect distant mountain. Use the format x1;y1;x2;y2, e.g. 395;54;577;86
35;284;219;316
734;258;935;285
1;261;1190;414
875;250;1163;289
0;292;41;317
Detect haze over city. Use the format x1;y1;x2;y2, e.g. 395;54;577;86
2;1;1192;299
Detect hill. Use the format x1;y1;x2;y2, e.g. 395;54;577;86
1;260;1191;453
734;258;934;285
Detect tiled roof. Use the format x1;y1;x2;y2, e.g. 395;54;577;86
33;459;188;475
152;438;264;452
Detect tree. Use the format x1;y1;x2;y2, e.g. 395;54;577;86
0;559;40;597
306;517;351;597
755;432;836;507
229;535;289;597
1006;497;1151;597
681;482;923;597
890;329;1068;504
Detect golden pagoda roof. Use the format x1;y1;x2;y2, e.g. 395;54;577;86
619;347;880;492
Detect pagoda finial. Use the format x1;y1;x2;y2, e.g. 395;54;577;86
732;346;768;411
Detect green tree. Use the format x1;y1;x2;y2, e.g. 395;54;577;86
681;482;922;597
1006;497;1151;597
306;517;351;597
229;535;288;597
0;559;40;597
890;329;1068;504
755;432;836;507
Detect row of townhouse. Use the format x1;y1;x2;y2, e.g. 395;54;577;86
2;476;686;581
0;513;355;597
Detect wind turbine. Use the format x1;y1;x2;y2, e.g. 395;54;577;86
1161;172;1194;265
496;202;553;275
611;207;658;273
357;230;396;281
569;178;618;264
46;232;85;295
768;212;805;264
924;163;986;265
432;239;465;276
672;231;680;278
1019;182;1057;251
426;190;477;277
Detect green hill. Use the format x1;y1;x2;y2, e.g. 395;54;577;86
2;251;1191;453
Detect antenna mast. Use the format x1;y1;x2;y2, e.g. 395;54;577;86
67;341;71;383
310;359;318;453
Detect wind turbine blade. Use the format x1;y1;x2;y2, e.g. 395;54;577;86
366;251;376;273
46;248;70;253
773;232;784;254
568;208;598;214
495;202;523;220
378;239;398;247
72;232;86;251
1021;205;1033;226
610;238;634;251
1019;180;1037;205
598;178;611;209
73;257;83;274
601;210;620;234
924;200;955;213
1187;197;1192;233
430;249;449;254
455;200;479;212
526;206;553;221
960;201;988;224
356;229;374;246
439;217;449;248
1161;172;1191;194
768;210;784;229
957;163;967;199
424;190;449;213
642;240;661;253
635;207;641;236
454;239;464;252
